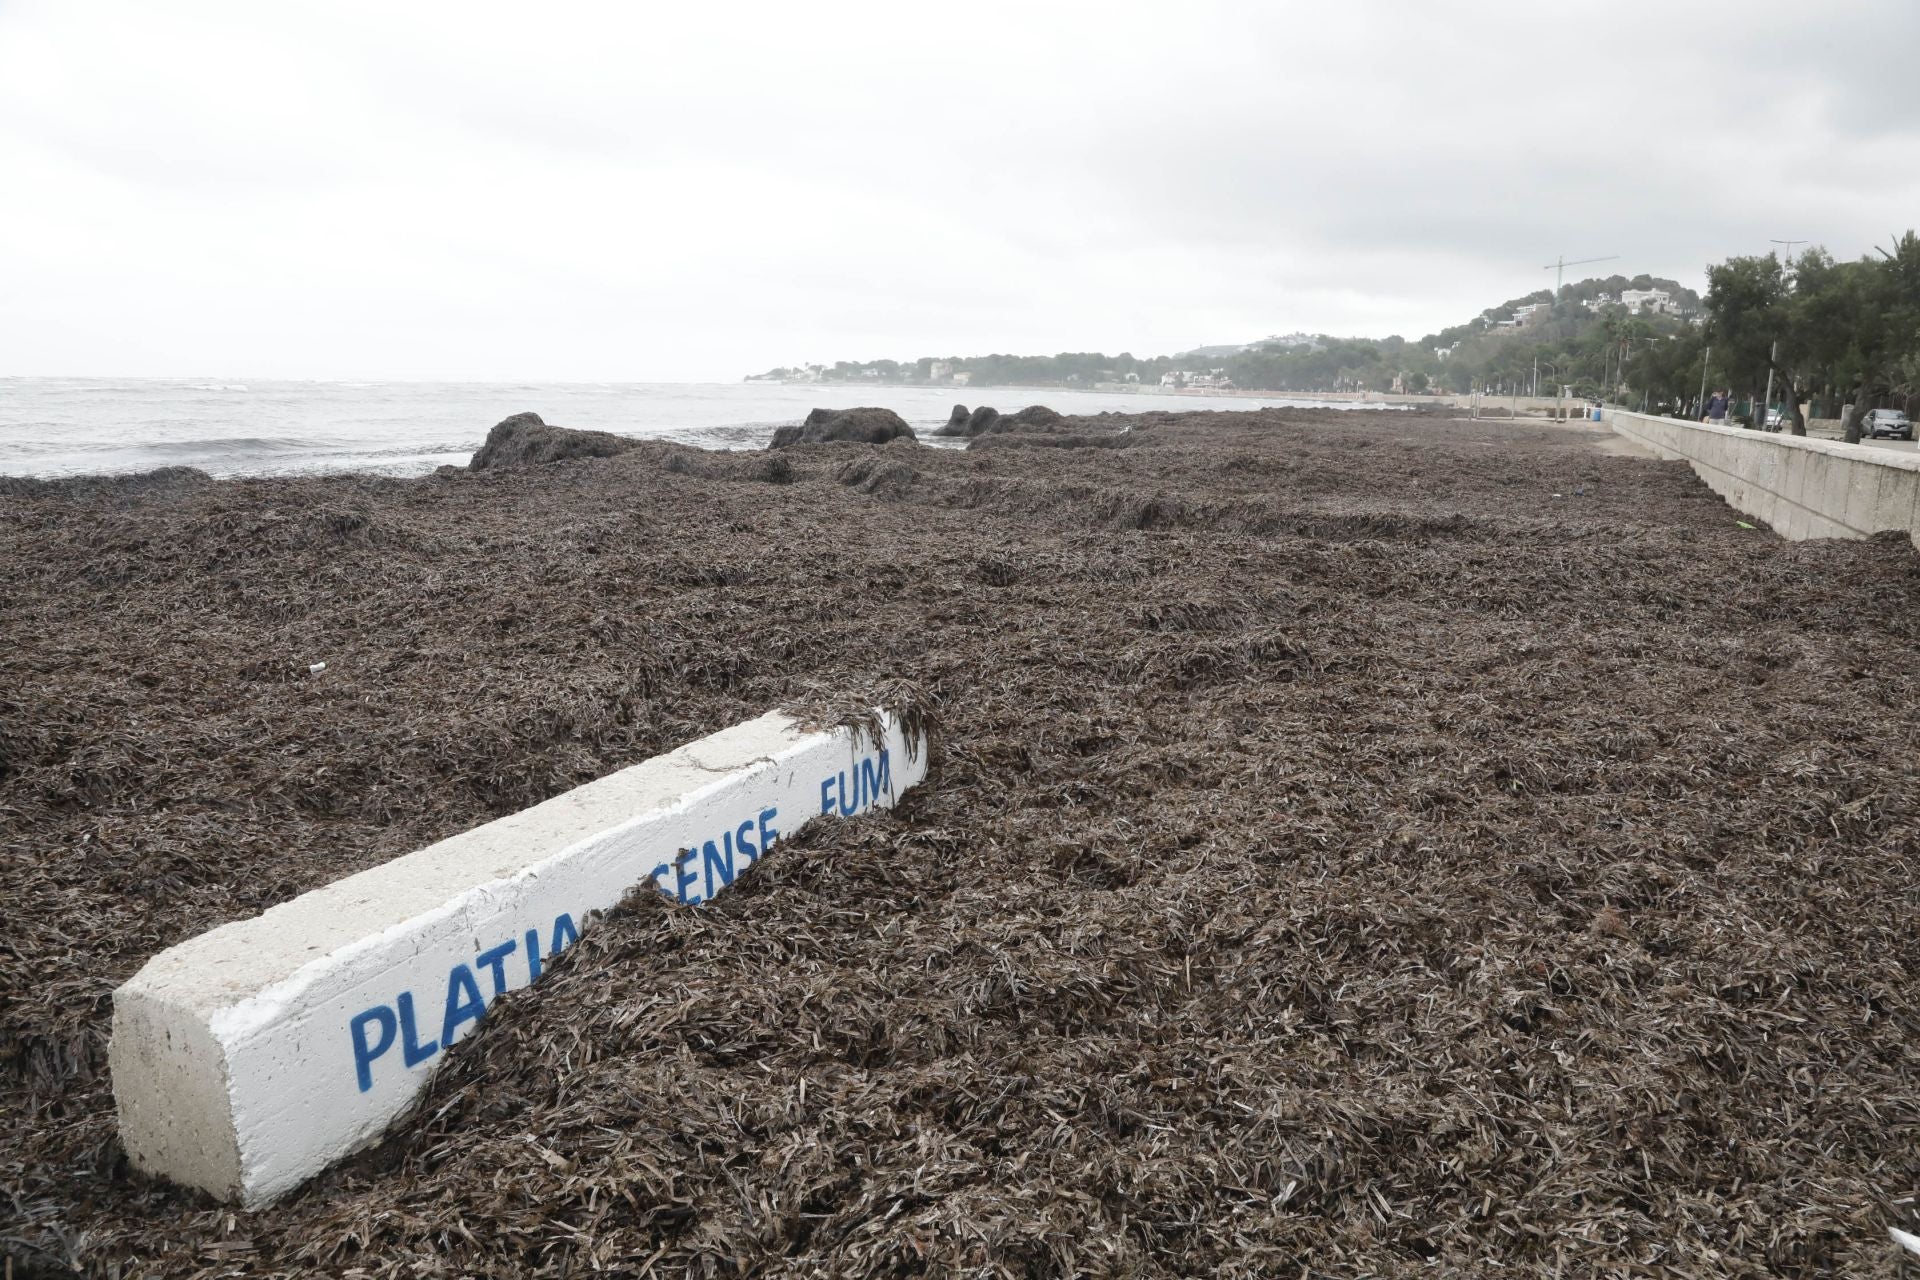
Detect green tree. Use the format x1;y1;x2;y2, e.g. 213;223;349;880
1704;254;1788;428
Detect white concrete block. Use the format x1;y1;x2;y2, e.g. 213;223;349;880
112;709;927;1207
1883;471;1920;531
1745;439;1781;498
1900;474;1920;548
1820;453;1853;519
1843;462;1884;534
1803;511;1850;540
1781;450;1808;507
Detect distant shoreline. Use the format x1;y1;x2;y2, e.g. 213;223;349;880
746;379;1578;414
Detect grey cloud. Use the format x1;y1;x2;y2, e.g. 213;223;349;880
1;0;1915;378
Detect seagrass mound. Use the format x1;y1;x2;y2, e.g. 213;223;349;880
467;411;642;469
4;407;1919;1277
0;466;214;500
768;406;916;449
936;403;1067;437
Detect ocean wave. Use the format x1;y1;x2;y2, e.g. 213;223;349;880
0;435;324;458
144;435;325;456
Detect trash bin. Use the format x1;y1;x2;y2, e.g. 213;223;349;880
1590;407;1602;422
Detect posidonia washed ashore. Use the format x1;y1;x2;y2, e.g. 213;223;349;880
4;405;1918;1276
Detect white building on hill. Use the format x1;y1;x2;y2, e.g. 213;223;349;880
1620;289;1675;315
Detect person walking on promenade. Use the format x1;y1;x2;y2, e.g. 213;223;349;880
1703;388;1730;424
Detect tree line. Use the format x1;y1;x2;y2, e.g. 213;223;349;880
1702;233;1920;440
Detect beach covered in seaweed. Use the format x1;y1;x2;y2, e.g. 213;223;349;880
3;407;1919;1277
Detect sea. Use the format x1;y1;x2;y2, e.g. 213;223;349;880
0;378;1380;479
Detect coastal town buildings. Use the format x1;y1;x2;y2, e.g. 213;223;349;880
1160;370;1234;389
1620;288;1675;315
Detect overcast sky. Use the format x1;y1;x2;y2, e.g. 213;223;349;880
3;0;1917;381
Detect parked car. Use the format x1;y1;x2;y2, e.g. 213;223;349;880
1867;408;1914;440
1764;408;1785;430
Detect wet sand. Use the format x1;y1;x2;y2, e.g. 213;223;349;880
4;408;1918;1276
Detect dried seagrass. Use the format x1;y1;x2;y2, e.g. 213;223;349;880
2;410;1917;1277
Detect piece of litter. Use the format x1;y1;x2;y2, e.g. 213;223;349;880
1735;521;1755;530
308;662;326;675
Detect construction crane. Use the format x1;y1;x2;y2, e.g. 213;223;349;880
1544;253;1620;302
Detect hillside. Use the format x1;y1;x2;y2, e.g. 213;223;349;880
746;275;1706;401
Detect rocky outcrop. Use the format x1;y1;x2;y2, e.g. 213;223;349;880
932;404;1065;439
769;407;917;449
1001;405;1065;430
935;405;998;437
468;412;641;470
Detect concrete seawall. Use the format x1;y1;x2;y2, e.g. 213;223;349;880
1605;408;1920;546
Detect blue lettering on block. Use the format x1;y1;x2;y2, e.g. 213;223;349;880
349;1005;397;1093
440;963;486;1046
476;939;516;998
861;749;892;805
653;814;787;908
703;833;735;898
346;912;588;1091
397;991;439;1068
340;735;909;1089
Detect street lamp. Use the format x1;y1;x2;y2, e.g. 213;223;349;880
1541;361;1561;420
